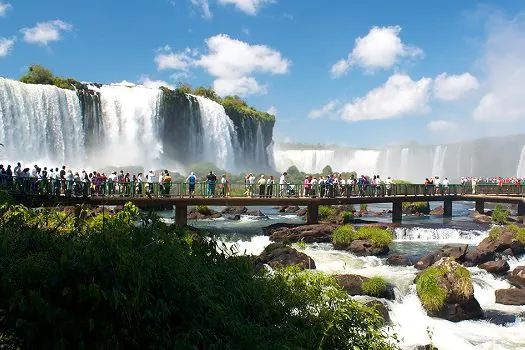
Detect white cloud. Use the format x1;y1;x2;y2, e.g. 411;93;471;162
473;12;525;122
0;2;12;16
138;75;175;89
331;25;423;78
266;105;277;116
0;37;15;57
308;100;339;119
20;20;72;45
433;73;479;101
218;0;274;15
190;0;212;19
156;34;290;97
339;73;432;122
427;120;457;132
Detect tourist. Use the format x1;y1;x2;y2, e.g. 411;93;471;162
163;170;171;196
266;175;274;198
147;170;156;195
442;177;449;194
258;175;266;198
384;176;393;196
206;171;217;198
219;174;227;197
279;172;287;197
303;176;310;197
136;172;144;195
310;176;318;197
187;172;196;198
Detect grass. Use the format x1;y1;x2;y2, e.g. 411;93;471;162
359;203;368;212
196;205;212;215
492;204;510;225
318;205;336;220
361;277;387;297
488;224;525;244
332;225;392;248
340;211;354;223
402;202;428;210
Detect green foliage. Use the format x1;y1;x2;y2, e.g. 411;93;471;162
490;224;525;244
332;224;356;244
360;203;368;212
453;264;473;299
322;165;333;176
416;267;447;312
361;277;387;297
193;86;220;102
0;190;13;205
297;238;306;250
20;64;79;90
353;226;393;248
340;211;354;223
175;83;192;94
488;226;503;241
402;202;428;210
392;179;412;185
492;204;510;225
196;205;211;215
319;205;336;220
221;95;275;122
0;203;398;349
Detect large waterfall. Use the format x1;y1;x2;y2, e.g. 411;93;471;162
274;135;525;181
0;77;85;166
0;78;274;172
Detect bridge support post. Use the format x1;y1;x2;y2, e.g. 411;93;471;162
475;200;485;214
518;202;525;216
444;200;453;218
307;204;319;224
175;205;188;227
392;201;402;223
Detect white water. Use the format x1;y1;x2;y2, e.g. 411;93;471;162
0;77;85;166
254;122;266;167
516;145;525;178
431;145;447;178
192;95;236;170
394;227;487;245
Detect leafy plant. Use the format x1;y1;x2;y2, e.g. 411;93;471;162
360;203;368;212
353;226;393;248
20;64;80;90
361;277;387;297
297;238;306;250
319;205;336;220
492;204;510;225
332;224;355;244
196;205;212;215
340;211;354;223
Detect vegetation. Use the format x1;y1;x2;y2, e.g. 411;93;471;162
0;202;397;349
489;224;525;244
360;203;368;212
332;225;392;248
362;277;388;297
392;179;412;185
402;202;428;210
20;64;81;91
491;204;510;225
319;205;337;220
341;211;354;223
221;95;275;122
196;205;212;215
297;238;306;250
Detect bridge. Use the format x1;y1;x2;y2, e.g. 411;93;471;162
5;181;525;226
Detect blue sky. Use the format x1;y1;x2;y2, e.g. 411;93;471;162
1;0;525;148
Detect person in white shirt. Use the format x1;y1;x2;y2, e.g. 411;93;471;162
266;175;275;198
434;176;441;195
257;175;266;198
108;171;118;195
248;173;256;197
384;176;393;196
442;177;450;194
279;172;287;197
147;170;156;194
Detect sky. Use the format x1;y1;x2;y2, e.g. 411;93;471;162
1;0;525;148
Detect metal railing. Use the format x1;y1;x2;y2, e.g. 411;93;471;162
1;176;524;199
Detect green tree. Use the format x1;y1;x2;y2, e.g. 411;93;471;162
175;83;192;94
193;86;220;101
20;64;54;85
322;165;333;176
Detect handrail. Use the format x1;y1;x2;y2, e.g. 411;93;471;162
1;175;524;199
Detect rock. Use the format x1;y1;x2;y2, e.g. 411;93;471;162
479;260;510;275
245;210;268;218
257;243;316;270
465;230;525;266
387;254;414;266
415;245;468;270
507;266;525;288
416;345;438;350
264;223;336;243
403;202;431;215
471;212;492;223
365;300;391;325
284;206;300;213
495;288;525;305
334;274;395;300
278;206;288;212
295;208;307;216
345;239;389;256
430;206;444;216
187;207;222;220
221;206;247;215
226;214;241;221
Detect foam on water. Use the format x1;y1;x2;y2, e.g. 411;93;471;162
394;227;488;244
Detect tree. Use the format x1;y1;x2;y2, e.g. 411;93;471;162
193;86;220;102
20;64;54;85
322;165;333;176
175;83;192;95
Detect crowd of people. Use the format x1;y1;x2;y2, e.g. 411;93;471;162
1;161;524;198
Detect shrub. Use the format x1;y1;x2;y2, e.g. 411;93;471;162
492;204;510;225
20;64;79;90
332;224;355;245
196;205;211;215
416;266;447;312
297;238;306;250
488;226;503;241
360;203;368;212
402;202;428;210
341;211;354;223
319;205;336;220
361;277;387;297
353;226;393;248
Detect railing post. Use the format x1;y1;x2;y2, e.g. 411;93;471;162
175;205;188;227
392;201;402;223
306;203;319;224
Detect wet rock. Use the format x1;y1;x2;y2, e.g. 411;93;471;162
365;300;391;325
471;212;492;223
295;208;307;216
221;206;247;215
430;206;444;216
335;239;389;256
187;208;222;220
226;214;241;221
479;260;510;275
278;206;288;212
284;206;300;213
416;345;439;350
264;223;336;243
465;230;525;266
403;202;431;215
245;210;268;218
387;254;414;266
507;266;525;288
334;274;395;300
257;242;316;270
495;288;525;305
415;245;468;270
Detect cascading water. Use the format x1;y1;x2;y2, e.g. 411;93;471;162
0;77;85;166
192;95;236;170
400;148;409;180
516;145;525;178
431;145;447;178
254;123;266;167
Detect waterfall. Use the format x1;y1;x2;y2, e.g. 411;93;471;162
400;147;409;179
394;227;487;244
254;122;266;167
516;145;525;178
192;95;236;170
431;145;447;177
0;77;85;166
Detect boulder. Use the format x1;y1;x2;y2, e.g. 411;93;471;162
403;202;431;215
507;266;525;288
221;206;247;215
257;243;316;270
495;288;525;305
245;210;268;218
334;274;395;300
284;206;300;213
415;245;468;270
430;206;444;216
187;208;222;220
278;206;288;212
365;300;391;325
416;346;438;350
226;214;241;221
387;254;414;266
334;239;389;256
264;223;336;243
295;208;307;216
479;260;510;275
471;212;492;223
465;230;525;266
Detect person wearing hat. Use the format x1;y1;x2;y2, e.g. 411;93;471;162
258;174;266;198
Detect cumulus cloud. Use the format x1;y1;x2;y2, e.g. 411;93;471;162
218;0;274;15
0;37;15;57
20;20;72;45
190;0;212;19
427;120;457;132
0;2;12;16
308;100;339;119
155;34;290;97
473;12;525;122
339;73;432;122
266;105;277;116
138;75;175;89
331;25;423;78
433;73;479;101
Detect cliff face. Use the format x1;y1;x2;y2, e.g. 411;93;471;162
77;88;102;152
